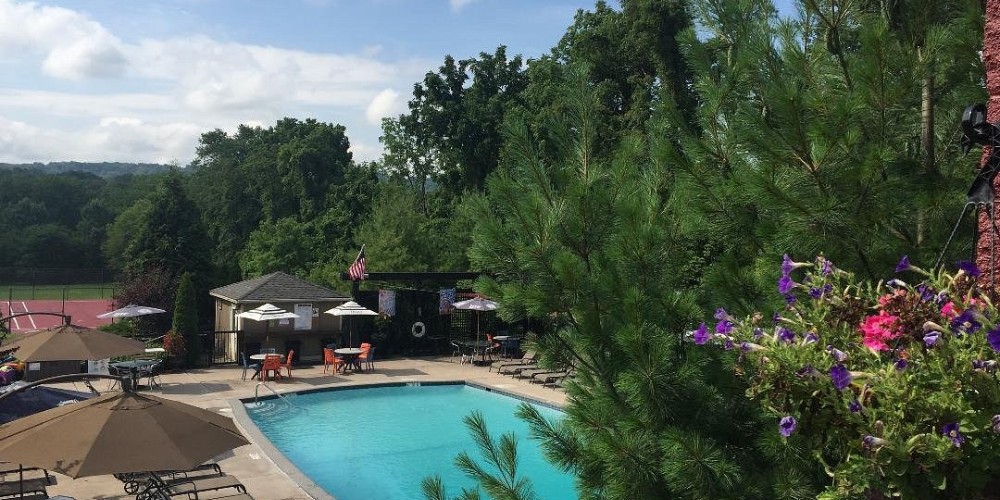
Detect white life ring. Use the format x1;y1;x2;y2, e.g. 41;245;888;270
411;321;426;338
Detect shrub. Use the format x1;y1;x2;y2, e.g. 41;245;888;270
696;255;1000;498
162;330;186;360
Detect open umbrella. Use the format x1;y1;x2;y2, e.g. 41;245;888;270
237;303;299;349
452;297;498;347
324;301;378;348
97;304;166;319
0;324;145;362
0;390;249;478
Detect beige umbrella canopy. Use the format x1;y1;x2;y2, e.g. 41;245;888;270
0;391;249;478
0;324;145;361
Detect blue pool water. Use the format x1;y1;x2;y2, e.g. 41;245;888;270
245;383;575;500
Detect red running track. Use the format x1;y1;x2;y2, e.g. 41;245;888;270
1;299;114;332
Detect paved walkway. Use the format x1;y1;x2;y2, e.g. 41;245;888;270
39;355;567;500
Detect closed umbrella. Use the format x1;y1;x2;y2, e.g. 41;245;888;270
324;301;378;347
237;303;299;349
452;297;498;347
97;304;167;319
0;390;249;478
0;324;145;362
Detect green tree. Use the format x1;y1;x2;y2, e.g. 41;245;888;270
663;0;983;312
466;77;799;499
172;272;200;367
103;199;152;272
239;217;321;278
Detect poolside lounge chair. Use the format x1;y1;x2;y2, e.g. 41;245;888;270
492;351;537;373
137;471;248;499
116;463;223;495
515;366;565;380
0;477;52;498
532;369;574;385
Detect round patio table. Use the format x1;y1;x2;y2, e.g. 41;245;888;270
334;348;364;373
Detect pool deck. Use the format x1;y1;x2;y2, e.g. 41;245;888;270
39;355;568;500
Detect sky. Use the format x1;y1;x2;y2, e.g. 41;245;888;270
0;0;796;166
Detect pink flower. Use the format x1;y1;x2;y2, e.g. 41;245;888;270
860;311;901;351
941;301;958;320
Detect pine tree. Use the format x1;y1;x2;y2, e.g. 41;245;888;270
663;0;984;312
466;70;806;499
172;272;200;368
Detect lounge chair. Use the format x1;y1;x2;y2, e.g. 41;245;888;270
515;366;564;380
116;463;222;495
492;351;537;373
137;471;248;499
532;369;574;384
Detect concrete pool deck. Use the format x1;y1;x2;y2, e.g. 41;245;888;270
38;355;569;500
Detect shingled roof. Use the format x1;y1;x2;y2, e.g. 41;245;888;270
210;272;348;303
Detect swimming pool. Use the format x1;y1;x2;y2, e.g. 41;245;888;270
241;383;575;500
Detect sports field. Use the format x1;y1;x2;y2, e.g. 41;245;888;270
1;299;114;332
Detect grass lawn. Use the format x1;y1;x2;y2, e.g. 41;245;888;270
0;284;117;301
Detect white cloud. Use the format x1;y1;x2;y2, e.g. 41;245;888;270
450;0;478;12
365;88;401;125
0;0;440;164
0;0;127;79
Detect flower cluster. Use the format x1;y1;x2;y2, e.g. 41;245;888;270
695;255;1000;497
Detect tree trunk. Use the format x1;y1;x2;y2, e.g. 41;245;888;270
918;67;934;246
977;0;1000;294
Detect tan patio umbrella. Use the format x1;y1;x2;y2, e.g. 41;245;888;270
0;324;145;362
0;391;249;478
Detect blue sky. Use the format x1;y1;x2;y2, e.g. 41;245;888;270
0;0;795;165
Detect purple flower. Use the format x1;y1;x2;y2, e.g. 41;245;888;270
752;327;764;341
992;415;1000;433
778;327;795;344
715;320;733;335
740;342;752;352
863;435;886;448
771;313;780;325
781;254;796;276
796;365;819;378
988;326;1000;352
942;422;964;447
923;331;940;347
829;364;852;391
723;339;734;350
713;307;732;321
951;309;981;335
894;358;907;371
693;323;709;345
895;255;911;273
956;261;981;278
820;257;833;276
916;283;934;302
849;400;862;413
886;279;907;288
804;333;819;344
784;294;797;305
826;345;848;362
779;416;797;437
778;275;796;295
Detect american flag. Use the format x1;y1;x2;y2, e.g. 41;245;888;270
348;246;367;281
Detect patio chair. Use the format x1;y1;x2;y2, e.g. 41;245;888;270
280;350;295;378
260;355;283;382
142;360;163;390
492;351;537;373
323;348;343;374
361;345;376;371
357;344;372;372
484;335;502;362
241;352;261;381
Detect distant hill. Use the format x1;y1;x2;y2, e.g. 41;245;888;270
0;161;175;178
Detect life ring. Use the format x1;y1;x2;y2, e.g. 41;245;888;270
411;321;426;338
